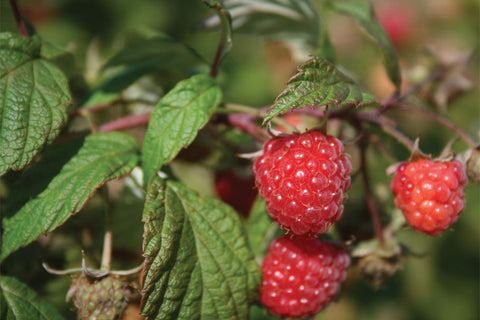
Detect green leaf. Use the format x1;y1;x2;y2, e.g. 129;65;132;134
0;32;72;176
203;0;319;51
81;65;152;108
142;74;222;185
326;0;401;92
246;197;282;261
0;276;65;320
104;36;207;70
0;132;140;261
3;137;85;219
264;56;378;123
141;177;261;320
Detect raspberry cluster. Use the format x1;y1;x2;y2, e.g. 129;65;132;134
391;159;468;235
253;131;352;236
260;235;350;318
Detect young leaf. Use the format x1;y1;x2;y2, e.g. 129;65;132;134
326;0;402;92
142;177;261;320
0;276;65;320
246;197;282;261
0;132;140;261
202;0;319;52
0;32;72;176
142;74;222;185
264;56;378;123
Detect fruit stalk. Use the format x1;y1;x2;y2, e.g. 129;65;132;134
101;186;113;271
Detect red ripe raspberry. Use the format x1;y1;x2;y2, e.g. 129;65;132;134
260;235;350;318
253;131;352;236
215;170;257;217
391;159;468;235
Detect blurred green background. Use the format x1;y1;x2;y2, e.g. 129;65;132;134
1;0;478;319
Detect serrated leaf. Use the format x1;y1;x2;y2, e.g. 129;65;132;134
141;177;261;320
246;197;282;261
0;276;65;320
203;0;319;51
0;32;72;176
326;0;401;92
264;56;378;122
142;74;222;185
3;137;85;219
0;132;140;261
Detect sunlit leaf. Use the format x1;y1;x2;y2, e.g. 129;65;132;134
0;32;72;176
141;177;261;319
142;74;222;185
264;56;378;122
0;132;140;261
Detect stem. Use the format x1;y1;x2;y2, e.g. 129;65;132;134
359;138;385;247
391;101;476;147
99;114;151;132
358;113;415;152
8;0;29;36
203;1;232;77
223;103;296;133
100;186;113;271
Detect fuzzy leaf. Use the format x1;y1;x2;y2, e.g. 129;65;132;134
0;32;72;176
0;276;65;320
0;132;140;261
141;177;261;320
203;0;319;51
264;56;378;122
142;74;222;185
326;0;401;92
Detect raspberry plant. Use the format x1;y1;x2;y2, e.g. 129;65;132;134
0;0;478;319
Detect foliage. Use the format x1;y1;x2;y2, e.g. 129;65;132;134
0;0;478;319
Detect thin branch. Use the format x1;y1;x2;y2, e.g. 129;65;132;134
203;1;232;77
8;0;29;36
99;114;151;132
359;113;415;152
391;101;476;147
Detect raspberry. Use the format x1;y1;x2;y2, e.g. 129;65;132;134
67;275;133;320
391;159;468;235
215;170;257;217
253;131;352;236
260;235;350;318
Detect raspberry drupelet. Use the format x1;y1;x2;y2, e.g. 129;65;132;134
253;131;352;236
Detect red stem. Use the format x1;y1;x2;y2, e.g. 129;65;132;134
390;101;476;147
359;139;385;247
99;114;151;133
8;0;29;36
